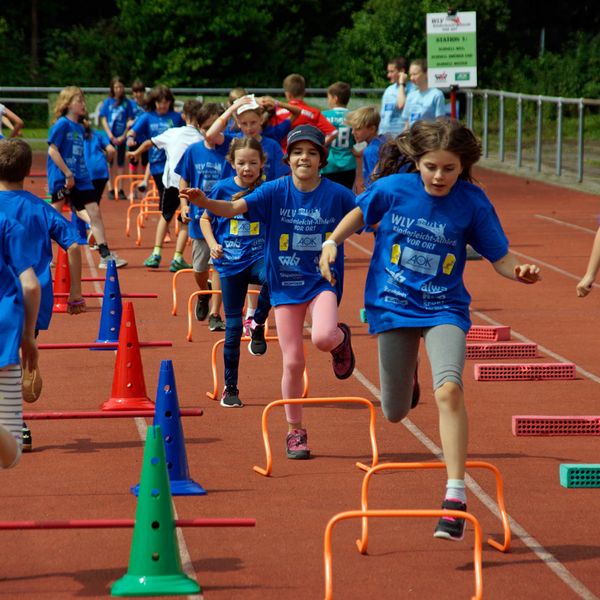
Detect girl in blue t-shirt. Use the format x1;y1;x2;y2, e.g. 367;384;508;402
201;137;272;408
181;125;357;460
100;77;134;200
320;119;541;542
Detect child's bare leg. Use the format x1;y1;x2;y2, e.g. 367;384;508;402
435;382;468;480
79;203;107;246
209;270;223;316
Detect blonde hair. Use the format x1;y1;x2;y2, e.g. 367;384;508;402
53;86;84;122
345;106;380;130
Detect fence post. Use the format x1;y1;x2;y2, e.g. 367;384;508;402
498;93;505;162
516;95;523;169
555;99;563;177
577;99;585;183
482;93;489;158
535;97;543;172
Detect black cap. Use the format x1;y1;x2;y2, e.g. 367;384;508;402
285;124;328;166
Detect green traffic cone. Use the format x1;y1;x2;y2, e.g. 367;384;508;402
111;425;201;597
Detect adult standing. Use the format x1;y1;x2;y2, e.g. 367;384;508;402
379;57;415;138
402;59;446;130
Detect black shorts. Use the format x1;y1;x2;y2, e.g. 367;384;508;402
160;186;183;223
114;143;127;167
51;186;98;212
128;144;149;167
152;173;165;198
92;178;108;203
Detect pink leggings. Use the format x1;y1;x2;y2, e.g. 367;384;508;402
273;291;343;424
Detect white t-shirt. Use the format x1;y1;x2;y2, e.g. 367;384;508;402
151;124;203;188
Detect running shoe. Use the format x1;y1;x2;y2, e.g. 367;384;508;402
286;428;310;460
331;322;355;379
433;499;467;541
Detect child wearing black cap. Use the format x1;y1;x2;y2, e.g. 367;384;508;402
180;124;357;459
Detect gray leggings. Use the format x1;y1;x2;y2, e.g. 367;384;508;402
377;324;466;423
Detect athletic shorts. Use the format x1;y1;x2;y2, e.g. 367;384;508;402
51;186;98;212
114;143;127;167
192;238;210;273
92;178;108;203
160;186;183;223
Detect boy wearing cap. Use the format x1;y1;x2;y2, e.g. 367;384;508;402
180;124;357;460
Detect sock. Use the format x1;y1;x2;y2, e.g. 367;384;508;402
152;245;162;256
245;307;256;320
98;243;110;258
173;251;183;261
445;479;466;504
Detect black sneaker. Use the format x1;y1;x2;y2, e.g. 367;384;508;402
434;499;467;541
220;384;242;408
22;424;32;453
118;189;127;201
195;295;209;321
286;428;310;459
248;323;267;356
411;360;420;409
209;314;225;332
330;322;355;380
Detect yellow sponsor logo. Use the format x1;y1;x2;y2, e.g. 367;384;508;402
230;220;238;235
442;253;456;275
250;222;260;235
390;244;401;265
279;234;289;251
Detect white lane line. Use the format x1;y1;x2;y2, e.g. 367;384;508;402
84;248;202;597
344;237;599;600
535;214;597;235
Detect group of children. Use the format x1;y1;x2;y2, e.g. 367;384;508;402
27;66;600;544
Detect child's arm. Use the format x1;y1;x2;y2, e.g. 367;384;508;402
576;227;600;297
66;243;86;314
205;96;254;144
19;267;40;372
179;188;248;219
178;178;192;223
127;138;153;159
396;73;409;111
48;144;75;189
104;142;116;163
492;251;541;284
2;106;24;137
319;207;366;285
259;96;302;119
100;115;115;145
200;213;223;259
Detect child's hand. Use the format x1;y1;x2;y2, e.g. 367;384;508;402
515;264;541;284
319;244;338;286
126;150;137;160
258;96;275;109
67;297;86;315
210;244;223;260
576;274;595;297
20;335;38;372
179;188;207;207
179;204;191;223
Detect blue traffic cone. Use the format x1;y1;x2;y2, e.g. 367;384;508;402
71;210;88;245
131;360;206;496
95;259;123;347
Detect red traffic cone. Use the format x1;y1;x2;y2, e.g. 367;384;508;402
53;247;70;313
102;301;155;411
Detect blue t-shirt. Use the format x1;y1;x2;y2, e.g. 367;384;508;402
401;88;446;129
363;135;386;187
357;173;509;334
175;140;229;239
0;215;35;368
219;134;290;181
131;110;185;175
379;82;416;136
99;97;134;137
322;107;356;174
244;177;356;306
47;117;93;193
206;177;265;278
84;130;110;180
263;120;292;144
0;190;78;330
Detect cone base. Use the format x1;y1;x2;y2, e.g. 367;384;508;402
111;573;201;597
101;397;155;411
131;479;207;497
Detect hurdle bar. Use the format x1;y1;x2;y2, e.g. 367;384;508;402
53;292;158;298
23;409;202;420
466;342;537;360
324;510;483;600
466;325;511;341
356;461;510;555
125;200;159;236
38;341;172;350
253;397;379;477
0;518;255;530
513;416;600;436
171;267;215;315
474;362;576;381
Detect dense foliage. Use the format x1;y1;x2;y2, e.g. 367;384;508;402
1;0;599;97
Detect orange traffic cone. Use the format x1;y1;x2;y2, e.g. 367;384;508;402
53;247;70;313
101;301;155;411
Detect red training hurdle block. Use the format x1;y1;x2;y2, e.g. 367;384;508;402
466;325;511;342
474;362;576;381
512;415;600;436
466;342;537;360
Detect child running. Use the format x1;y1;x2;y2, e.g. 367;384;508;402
181;125;356;458
319;119;541;541
200;137;271;407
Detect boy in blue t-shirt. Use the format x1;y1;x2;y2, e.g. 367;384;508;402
346;106;385;194
322;81;356;190
0;211;39;468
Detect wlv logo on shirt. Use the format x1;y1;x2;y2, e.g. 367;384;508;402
279;253;301;269
292;233;321;251
400;247;440;275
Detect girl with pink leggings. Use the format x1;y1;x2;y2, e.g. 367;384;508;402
181;124;357;459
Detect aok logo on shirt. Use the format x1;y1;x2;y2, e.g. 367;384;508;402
279;253;301;268
292;233;320;251
230;220;259;236
400;247;440;275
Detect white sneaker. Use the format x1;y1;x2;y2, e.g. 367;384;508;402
99;253;128;269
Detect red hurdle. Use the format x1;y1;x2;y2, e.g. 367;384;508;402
466;325;511;341
512;415;600;436
474;362;576;381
